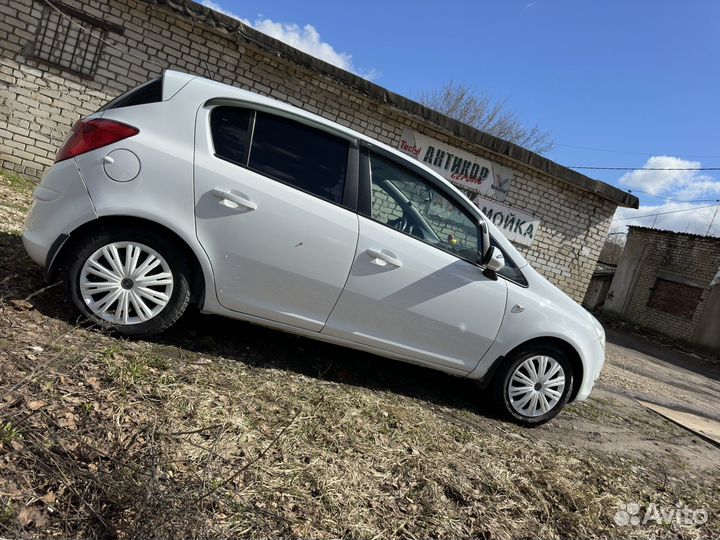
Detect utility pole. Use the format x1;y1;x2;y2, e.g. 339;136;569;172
706;202;720;236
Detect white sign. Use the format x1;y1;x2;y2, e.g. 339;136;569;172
490;164;514;203
473;195;540;247
398;129;514;200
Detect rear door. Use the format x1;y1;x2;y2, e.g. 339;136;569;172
194;104;359;331
323;151;508;372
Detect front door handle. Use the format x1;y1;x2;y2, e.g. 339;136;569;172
211;188;257;210
366;248;402;268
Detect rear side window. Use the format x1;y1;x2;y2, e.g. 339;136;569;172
211;106;252;165
99;78;162;111
249;112;348;204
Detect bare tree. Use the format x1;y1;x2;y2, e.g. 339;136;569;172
598;238;624;265
418;82;554;154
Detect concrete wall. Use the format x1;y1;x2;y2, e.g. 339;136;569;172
582;274;612;311
0;0;621;302
694;286;720;350
604;227;720;349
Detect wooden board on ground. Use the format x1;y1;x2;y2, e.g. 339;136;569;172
637;399;720;447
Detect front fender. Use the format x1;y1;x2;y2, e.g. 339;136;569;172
467;271;604;403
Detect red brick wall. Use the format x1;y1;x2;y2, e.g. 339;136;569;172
647;279;703;319
616;227;720;339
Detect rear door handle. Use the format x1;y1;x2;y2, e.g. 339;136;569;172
366;248;402;268
211;188;257;210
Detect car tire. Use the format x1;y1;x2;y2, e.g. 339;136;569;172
489;344;573;426
64;228;191;336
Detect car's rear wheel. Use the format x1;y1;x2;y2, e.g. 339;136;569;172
64;229;191;336
489;344;573;426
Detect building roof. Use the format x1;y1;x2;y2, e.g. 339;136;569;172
628;225;720;242
142;0;639;209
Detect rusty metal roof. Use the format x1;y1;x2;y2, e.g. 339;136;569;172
628;225;720;242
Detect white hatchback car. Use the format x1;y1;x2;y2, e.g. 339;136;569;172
23;71;606;425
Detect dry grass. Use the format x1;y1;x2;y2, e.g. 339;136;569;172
1;169;718;538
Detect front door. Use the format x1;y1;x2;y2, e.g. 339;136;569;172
323;152;507;372
194;104;359;332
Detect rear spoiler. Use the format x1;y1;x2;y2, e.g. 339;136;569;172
163;70;197;101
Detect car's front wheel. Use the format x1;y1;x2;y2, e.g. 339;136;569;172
64;229;191;336
490;344;573;426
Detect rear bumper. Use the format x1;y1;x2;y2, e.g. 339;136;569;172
573;337;605;402
22;159;96;269
22;230;50;267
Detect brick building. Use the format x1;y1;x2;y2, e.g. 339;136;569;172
0;0;638;302
603;226;720;352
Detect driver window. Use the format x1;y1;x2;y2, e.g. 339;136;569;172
369;153;481;262
371;183;403;225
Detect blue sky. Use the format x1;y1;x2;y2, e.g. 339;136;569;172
204;0;720;236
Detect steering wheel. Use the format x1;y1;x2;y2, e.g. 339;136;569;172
388;215;408;232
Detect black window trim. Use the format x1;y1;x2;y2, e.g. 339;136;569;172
244;109;257;166
208;102;359;212
358;146;372;216
502;272;529;288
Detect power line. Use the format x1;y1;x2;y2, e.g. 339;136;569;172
556;143;720;159
569;166;720;171
706;205;720;235
614;202;720;221
627;190;720;203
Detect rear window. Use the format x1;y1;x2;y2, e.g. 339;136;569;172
211;106;253;166
99;78;162;111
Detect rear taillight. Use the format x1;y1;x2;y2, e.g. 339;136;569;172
55;119;139;163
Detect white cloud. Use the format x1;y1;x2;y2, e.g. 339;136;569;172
618;155;718;196
611;155;720;237
252;19;350;71
201;1;377;80
618;156;696;194
674;179;720;200
611;202;720;237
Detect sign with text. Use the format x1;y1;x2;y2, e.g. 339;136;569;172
398;128;514;200
473;195;540;247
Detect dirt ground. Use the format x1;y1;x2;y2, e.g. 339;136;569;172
1;170;719;539
543;328;720;472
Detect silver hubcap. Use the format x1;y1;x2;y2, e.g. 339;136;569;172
79;241;173;325
508;355;566;417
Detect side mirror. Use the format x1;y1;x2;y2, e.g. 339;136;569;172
482;246;505;280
